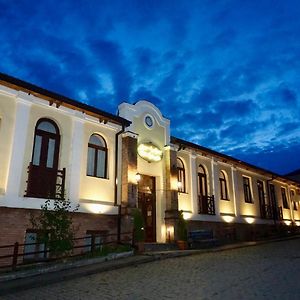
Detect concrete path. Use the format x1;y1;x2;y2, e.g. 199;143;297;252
1;236;300;299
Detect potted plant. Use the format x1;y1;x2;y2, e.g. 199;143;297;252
177;210;188;250
132;208;145;253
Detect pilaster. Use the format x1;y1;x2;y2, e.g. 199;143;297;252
6;98;31;197
211;158;220;216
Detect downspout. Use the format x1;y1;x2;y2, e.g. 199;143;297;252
266;176;277;227
115;124;125;243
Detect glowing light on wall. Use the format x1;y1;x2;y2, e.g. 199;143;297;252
284;220;292;226
166;225;174;242
295;221;300;226
222;215;234;223
135;173;141;183
84;203;110;214
182;212;192;220
137;142;163;162
245;217;255;224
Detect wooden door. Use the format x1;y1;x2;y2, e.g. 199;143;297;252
138;175;156;242
27;119;60;198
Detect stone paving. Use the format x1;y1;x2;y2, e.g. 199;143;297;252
3;238;300;300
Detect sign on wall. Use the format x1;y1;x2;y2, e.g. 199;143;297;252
137;142;163;163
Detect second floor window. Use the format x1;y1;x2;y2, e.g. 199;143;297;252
219;171;228;200
87;134;107;178
177;158;186;193
243;177;252;203
291;190;297;210
281;188;289;209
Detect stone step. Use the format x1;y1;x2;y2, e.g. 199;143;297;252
144;243;178;252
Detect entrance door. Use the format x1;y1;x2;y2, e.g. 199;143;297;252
27;119;60;198
138;175;156;242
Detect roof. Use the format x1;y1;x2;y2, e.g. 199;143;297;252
0;72;131;127
171;136;300;187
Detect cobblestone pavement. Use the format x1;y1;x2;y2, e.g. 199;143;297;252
3;239;300;300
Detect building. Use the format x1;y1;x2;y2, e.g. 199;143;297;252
0;73;300;251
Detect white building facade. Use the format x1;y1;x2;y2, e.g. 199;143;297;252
0;73;299;249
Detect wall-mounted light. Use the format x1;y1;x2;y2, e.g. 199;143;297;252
166;225;174;243
222;215;234;223
284;220;292;226
295;221;300;227
135;173;141;183
245;217;255;224
177;181;182;189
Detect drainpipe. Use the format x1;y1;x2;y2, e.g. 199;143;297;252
115;124;125;243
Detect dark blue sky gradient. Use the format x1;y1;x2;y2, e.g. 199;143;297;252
1;0;300;174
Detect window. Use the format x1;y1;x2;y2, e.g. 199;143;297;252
177;158;186;193
32;119;60;169
281;188;289;209
291;190;297;210
198;165;208;197
219;171;228;200
84;231;105;253
87;134;107;178
23;230;47;261
243;176;252;203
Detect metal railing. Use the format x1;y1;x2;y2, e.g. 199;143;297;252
0;231;132;271
198;195;216;215
25;163;66;199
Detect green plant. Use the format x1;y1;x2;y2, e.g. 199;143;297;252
132;208;145;243
30;198;79;257
177;210;188;241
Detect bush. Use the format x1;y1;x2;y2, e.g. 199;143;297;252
30;198;79;257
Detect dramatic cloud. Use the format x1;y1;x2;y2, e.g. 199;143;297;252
1;0;300;174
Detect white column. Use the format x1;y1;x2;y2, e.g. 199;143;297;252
189;153;197;215
231;166;239;216
68;116;85;203
6;98;31;198
211;158;220;216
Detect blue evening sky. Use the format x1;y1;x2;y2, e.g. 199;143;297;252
1;0;300;174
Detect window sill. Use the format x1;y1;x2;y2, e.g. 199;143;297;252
86;175;109;180
220;198;230;201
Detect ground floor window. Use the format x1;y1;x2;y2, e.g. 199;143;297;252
23;230;48;261
84;230;106;253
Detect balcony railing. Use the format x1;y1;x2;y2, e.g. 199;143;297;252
260;204;273;219
25;163;66;200
260;204;283;221
198;195;215;215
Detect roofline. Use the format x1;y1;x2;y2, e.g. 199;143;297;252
0;72;131;127
171;136;300;187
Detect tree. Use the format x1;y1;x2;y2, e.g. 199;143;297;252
31;198;79;257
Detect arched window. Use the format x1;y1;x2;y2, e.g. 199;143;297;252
198;165;208;197
27;118;61;199
87;134;107;178
219;171;228;200
32;119;60;169
177;158;186;193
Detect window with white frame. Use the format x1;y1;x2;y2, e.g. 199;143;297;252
243;176;253;203
87;134;108;178
219;171;229;200
177;158;186;193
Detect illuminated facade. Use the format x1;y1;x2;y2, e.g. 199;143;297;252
0;73;300;248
